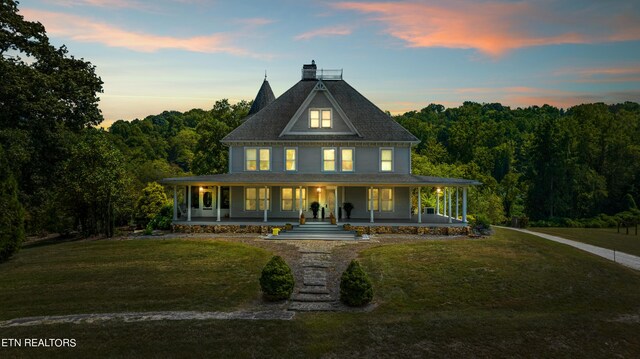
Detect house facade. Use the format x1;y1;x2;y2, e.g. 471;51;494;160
163;61;480;225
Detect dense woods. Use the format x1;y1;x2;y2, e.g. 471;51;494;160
1;0;639;261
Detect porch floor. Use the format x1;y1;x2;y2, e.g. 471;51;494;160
173;214;467;227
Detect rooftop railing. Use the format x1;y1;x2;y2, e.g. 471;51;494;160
301;68;343;80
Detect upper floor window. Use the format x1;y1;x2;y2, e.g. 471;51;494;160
380;148;393;172
285;148;297;171
310;109;332;128
245;147;271;171
341;148;354;172
322;148;336;171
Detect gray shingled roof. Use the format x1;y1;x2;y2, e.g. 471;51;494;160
223;80;419;143
162;173;481;186
247;79;275;117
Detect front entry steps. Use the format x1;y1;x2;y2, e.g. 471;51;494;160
269;221;356;241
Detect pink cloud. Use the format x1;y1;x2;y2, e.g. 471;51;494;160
295;26;353;40
21;9;258;56
43;0;149;10
333;1;640;57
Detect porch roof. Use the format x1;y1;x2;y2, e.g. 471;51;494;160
161;173;481;187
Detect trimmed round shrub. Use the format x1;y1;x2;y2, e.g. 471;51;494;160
259;256;294;301
340;260;373;307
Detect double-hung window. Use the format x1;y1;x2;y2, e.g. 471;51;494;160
341;148;354;172
281;187;307;211
322;148;336;171
285;148;297;171
245;148;271;171
245;187;270;211
310;109;332;128
367;188;394;212
380;148;393;172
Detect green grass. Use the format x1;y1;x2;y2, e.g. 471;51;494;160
0;239;273;320
530;227;640;256
1;229;640;357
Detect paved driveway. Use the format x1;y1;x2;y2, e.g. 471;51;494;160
498;226;640;271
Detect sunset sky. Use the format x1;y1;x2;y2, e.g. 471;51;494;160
20;0;640;126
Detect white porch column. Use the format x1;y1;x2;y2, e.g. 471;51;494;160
443;187;447;218
173;185;178;221
216;185;221;222
341;187;345;219
462;187;468;223
456;187;459;220
417;187;422;223
448;187;452;223
298;186;303;217
263;186;268;222
369;187;374;223
436;189;440;215
334;186;339;224
187;185;192;222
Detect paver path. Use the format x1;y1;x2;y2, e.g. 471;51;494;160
287;241;344;311
499;226;640;271
0;310;294;328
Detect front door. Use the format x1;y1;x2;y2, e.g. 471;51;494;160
201;187;214;217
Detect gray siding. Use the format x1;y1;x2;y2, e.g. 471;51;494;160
230;145;410;174
288;92;353;133
227;185;410;221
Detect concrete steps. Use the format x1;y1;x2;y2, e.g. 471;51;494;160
273;222;355;241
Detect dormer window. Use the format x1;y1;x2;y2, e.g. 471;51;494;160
310;109;332;128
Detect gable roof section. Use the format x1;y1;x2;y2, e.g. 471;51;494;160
247;79;276;117
223;79;419;143
279;80;361;137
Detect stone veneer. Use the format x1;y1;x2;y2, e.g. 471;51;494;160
172;224;470;236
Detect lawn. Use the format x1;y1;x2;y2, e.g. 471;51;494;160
0;239;273;320
530;227;640;256
1;229;640;358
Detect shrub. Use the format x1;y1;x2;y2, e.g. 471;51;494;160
149;203;173;230
135;182;168;226
259;256;294;301
340;260;373;307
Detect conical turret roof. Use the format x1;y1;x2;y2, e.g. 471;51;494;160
247;78;276;117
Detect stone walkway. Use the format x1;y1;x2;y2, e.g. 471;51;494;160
287;241;344;311
0;310;295;328
499;227;640;271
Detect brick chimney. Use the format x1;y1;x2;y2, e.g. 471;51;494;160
302;60;317;80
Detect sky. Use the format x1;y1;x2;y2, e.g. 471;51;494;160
19;0;640;127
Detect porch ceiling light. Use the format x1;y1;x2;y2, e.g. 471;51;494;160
317;187;321;193
436;188;441;193
199;186;203;192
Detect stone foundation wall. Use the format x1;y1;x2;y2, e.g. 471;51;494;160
342;224;469;236
172;224;275;235
173;223;470;236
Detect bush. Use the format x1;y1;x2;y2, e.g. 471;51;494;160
135;182;168;226
149;203;173;230
340;260;373;307
259;256;294;301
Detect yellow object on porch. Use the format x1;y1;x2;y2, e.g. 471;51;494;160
272;228;280;236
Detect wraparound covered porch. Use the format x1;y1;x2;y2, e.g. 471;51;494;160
162;173;481;226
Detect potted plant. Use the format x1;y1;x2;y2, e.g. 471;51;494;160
310;201;320;219
299;213;306;225
343;202;354;219
330;212;336;225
